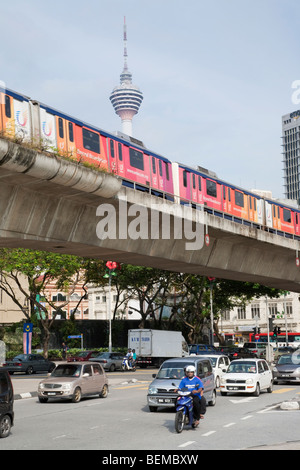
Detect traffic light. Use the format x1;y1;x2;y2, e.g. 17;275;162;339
277;327;281;335
273;326;278;337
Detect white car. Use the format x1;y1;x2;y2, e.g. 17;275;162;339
202;354;230;388
220;358;273;396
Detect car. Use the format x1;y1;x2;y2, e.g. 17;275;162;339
67;350;99;362
273;352;300;384
38;361;108;403
243;342;270;358
202;354;230;388
90;352;124;371
189;344;217;355
147;356;216;412
3;354;56;375
0;368;14;438
217;346;257;360
220;358;273;396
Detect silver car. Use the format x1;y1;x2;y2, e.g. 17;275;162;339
273;352;300;384
90;352;123;371
147;357;216;412
38;362;108;403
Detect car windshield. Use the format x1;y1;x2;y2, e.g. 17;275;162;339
51;364;82;377
13;354;29;361
278;354;300;365
208;357;217;367
76;351;91;357
156;361;194;379
227;361;257;374
96;353;110;359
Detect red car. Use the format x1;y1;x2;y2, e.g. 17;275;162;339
67;351;99;362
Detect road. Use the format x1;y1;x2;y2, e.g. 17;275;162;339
2;369;300;451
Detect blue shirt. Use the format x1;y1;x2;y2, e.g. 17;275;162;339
178;376;204;396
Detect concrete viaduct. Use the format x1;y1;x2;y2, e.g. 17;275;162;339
0;138;300;293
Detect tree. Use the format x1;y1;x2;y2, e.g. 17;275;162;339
0;248;88;357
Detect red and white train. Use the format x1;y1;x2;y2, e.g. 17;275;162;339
1;86;300;239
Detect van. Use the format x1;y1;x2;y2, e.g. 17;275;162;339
244;342;270;358
0;369;14;438
147;356;216;412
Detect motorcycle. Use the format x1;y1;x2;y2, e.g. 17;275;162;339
174;386;199;433
121;357;136;371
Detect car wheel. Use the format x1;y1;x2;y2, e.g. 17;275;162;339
208;389;216;406
109;364;115;372
72;387;81;403
215;376;220;388
26;366;34;375
38;397;48;403
253;383;260;396
0;415;11;438
100;384;108;398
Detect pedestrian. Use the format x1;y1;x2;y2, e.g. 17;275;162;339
62;342;68;360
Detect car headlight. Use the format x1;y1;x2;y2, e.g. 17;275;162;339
148;386;158;395
62;383;72;391
294;368;300;374
220;377;226;384
38;383;45;390
246;378;254;384
273;367;277;372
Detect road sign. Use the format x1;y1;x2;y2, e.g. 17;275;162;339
255;334;260;340
68;335;82;339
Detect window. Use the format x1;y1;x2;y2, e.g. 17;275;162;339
206;179;217;198
129;148;144;170
92;364;103;375
237;307;246;320
83;365;92;376
5;95;11;118
251;303;260;319
192;173;196;189
68;122;74;142
118;143;123;161
165;162;170;180
235;191;244;208
152;157;156;174
110;139;115;158
159;160;163;176
82;128;100;153
58;118;64;139
183;170;188;188
52;293;67;302
283;208;291;223
198;176;202;191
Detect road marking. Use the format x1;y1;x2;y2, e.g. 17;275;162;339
202;431;216;437
53;435;66;440
229;397;258;404
241;415;253;420
223;422;235;428
178;441;196;448
273;388;296;394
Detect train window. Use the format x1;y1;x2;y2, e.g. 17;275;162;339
118;143;123;161
228;187;231;202
82;128;100;153
296;213;299;225
5;95;11;118
68;122;74;142
110;139;115;158
235;191;244;208
165;162;170;180
159;160;163;177
254;198;256;210
152;157;156;174
192;173;196;189
223;186;226;200
183;170;187;188
277;206;280;218
249;197;252;210
283;208;291;223
129;147;144;171
207;179;217;198
198;176;202;191
58;118;64;139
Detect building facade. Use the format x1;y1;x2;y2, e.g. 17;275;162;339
282;109;300;202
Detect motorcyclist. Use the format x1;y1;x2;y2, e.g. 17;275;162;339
176;365;206;426
125;349;133;368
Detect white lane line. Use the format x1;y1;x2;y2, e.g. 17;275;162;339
223;422;235;428
241;415;253;420
202;431;216;437
178;441;196;448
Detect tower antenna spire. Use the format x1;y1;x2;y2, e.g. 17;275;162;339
110;17;143;137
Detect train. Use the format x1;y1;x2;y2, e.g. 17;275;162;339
1;85;300;240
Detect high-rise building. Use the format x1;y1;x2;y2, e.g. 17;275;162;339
110;17;143;137
282;110;300;202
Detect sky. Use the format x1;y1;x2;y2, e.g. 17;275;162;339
1;0;300;199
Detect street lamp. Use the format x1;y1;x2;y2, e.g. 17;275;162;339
103;261;120;352
208;277;216;346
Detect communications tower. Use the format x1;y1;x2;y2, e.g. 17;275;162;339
110;17;143;137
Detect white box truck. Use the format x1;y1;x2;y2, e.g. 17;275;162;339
128;329;189;368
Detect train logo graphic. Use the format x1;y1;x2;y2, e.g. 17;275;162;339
42;120;53;137
16;109;28;127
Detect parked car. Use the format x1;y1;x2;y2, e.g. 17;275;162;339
0;369;14;438
38;362;108;403
90;352;124;371
147;356;216;412
220;358;273;396
202;354;230;388
67;350;99;362
243;342;270;358
3;354;56;375
273;352;300;384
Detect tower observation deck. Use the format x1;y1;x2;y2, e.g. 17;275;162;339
110;17;143;137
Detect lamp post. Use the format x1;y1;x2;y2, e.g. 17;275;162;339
103;262;120;352
208;277;216;346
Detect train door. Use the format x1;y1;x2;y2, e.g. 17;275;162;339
197;175;203;205
294;211;300;235
182;168;191;202
56;117;76;158
150;156;159;191
108;138;117;174
191;172;198;204
273;204;281;230
0;93;15;138
117;142;125;178
265;201;273;229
